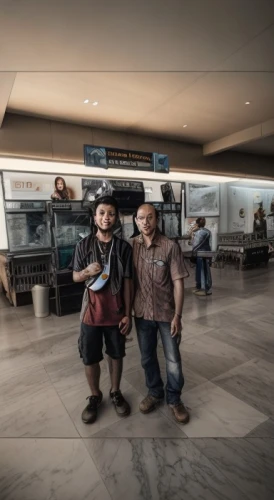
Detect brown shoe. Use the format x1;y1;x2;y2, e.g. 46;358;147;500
169;402;190;424
139;394;163;414
195;289;212;296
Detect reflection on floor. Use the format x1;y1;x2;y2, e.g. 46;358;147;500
0;264;274;500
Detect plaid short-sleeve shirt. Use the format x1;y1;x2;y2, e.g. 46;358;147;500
132;231;189;322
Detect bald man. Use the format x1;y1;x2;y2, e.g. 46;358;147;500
132;204;190;424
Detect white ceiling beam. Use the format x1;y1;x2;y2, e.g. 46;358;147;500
0;73;16;127
203;118;274;156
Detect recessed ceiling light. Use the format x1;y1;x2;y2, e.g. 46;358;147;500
245;101;251;105
83;99;89;104
92;101;99;106
183;124;187;128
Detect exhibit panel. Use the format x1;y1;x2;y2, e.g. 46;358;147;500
227;186;249;233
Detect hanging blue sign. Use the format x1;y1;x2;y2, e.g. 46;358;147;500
84;145;169;173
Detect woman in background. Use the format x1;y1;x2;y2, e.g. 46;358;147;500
51;176;71;200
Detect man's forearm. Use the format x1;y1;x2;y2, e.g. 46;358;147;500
173;279;184;317
123;278;134;317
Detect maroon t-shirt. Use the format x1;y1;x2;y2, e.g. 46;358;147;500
83;283;124;326
72;235;133;327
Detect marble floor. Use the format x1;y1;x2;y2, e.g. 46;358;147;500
0;263;274;499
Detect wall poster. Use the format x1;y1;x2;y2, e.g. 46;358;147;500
3;172;82;200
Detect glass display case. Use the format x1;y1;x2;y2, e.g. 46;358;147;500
48;201;91;316
119;212;135;241
266;213;274;239
152;202;182;239
51;203;91;270
3;201;52;306
5;201;51;253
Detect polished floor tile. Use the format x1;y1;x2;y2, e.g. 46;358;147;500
25;321;79;342
42;345;87;391
206;322;274;363
0;340;41;376
180;334;251;380
183;296;239;322
31;326;79;359
246;314;274;337
0;385;79;438
0;329;30;348
0;364;78;438
0;293;10;308
192;307;251;329
246;418;274;438
180;319;213;341
0;309;25;335
213;358;274;417
0;364;48;405
0;438;111;500
85;438;247;500
193;437;274;500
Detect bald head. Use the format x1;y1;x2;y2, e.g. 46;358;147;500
136;203;158;237
137;203;157;217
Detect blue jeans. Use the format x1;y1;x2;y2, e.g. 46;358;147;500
196;257;212;292
135;318;184;405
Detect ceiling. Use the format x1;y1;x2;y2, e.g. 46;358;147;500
1;0;274;156
234;135;274;155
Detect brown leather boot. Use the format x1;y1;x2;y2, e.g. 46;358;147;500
169;402;190;424
139;394;163;414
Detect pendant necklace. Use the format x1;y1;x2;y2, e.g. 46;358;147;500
97;240;111;265
97;239;113;279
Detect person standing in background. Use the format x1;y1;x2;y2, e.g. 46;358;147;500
253;207;267;239
192;217;212;296
51;176;71;200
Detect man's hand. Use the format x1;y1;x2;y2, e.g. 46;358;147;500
119;316;132;335
171;315;182;337
86;262;102;277
73;262;102;283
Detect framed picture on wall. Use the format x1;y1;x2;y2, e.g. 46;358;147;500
185;181;220;217
160;182;175;203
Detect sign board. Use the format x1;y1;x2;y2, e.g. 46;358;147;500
84;145;169;173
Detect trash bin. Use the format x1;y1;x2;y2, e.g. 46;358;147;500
31;285;49;318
